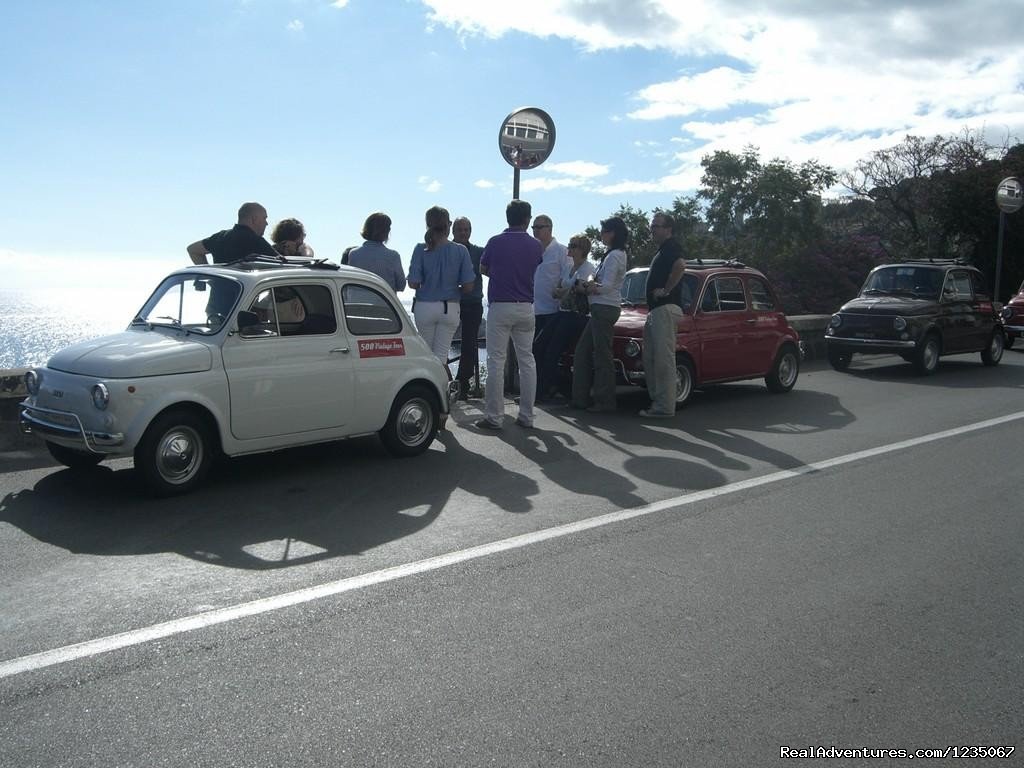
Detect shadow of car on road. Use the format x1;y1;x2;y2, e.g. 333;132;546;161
0;432;539;571
834;354;1024;389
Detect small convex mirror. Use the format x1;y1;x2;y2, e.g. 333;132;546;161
996;177;1023;214
498;107;556;170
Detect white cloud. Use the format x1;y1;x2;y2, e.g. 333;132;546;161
474;179;496;188
418;176;442;193
331;0;350;8
545;160;610;179
521;177;588;192
420;1;1024;194
286;19;304;32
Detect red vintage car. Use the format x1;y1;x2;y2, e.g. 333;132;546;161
562;260;802;406
1001;279;1024;349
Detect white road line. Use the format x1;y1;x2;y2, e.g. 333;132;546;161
3;411;1023;680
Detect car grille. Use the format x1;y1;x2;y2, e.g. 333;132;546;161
835;314;896;340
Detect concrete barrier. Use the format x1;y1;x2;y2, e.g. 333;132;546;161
0;368;29;453
787;314;831;360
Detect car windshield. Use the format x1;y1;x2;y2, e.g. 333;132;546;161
861;266;942;299
621;271;699;312
621;271;648;305
133;274;241;334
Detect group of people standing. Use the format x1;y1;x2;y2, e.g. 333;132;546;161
186;200;687;427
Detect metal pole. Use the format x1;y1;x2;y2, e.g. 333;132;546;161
995;210;1006;302
513;167;520;200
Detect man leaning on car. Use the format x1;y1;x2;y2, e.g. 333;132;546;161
187;202;279;265
640;212;686;418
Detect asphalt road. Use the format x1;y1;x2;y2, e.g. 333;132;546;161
1;350;1022;766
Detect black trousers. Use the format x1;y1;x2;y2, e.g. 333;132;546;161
455;300;484;384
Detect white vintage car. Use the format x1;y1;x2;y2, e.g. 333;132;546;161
20;256;455;495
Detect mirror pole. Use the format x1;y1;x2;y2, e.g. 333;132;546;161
995;210;1006;303
513;167;520;200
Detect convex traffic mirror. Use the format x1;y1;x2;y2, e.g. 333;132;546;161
498;107;556;170
996;177;1023;214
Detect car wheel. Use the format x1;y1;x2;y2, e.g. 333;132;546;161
766;346;800;393
134;409;213;496
913;333;941;375
981;329;1004;366
674;356;695;406
827;346;852;371
380;384;439;457
46;441;104;470
1005;333;1015;350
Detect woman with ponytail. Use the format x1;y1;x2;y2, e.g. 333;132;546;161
408;206;476;365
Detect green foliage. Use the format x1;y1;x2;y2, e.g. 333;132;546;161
587;133;1024;308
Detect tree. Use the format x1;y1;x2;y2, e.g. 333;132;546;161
584;204;656;268
843;134;954;260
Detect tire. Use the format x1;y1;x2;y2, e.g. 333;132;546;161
46;441;104;470
981;329;1004;366
379;384;439;457
912;333;941;375
766;345;800;393
674;356;695;406
134;409;213;496
1006;333;1015;350
827;346;852;371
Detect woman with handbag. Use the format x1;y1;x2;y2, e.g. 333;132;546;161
535;234;596;402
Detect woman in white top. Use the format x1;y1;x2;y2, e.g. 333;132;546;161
571;217;628;412
535;234;596;401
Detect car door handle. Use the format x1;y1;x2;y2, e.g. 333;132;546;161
330;347;350;354
745;318;757;324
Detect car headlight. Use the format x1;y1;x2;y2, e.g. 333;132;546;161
92;383;110;410
830;314;843;328
893;316;907;331
1002;306;1013;320
624;339;641;358
25;369;41;395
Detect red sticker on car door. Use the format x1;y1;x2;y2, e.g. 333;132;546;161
357;338;406;357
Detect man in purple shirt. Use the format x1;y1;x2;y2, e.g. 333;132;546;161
476;199;544;430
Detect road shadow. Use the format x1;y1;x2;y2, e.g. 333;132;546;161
545;385;854;476
491;425;663;508
838;354;1024;389
0;431;537;570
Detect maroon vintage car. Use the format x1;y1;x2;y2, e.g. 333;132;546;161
1001;279;1024;349
562;260;802;406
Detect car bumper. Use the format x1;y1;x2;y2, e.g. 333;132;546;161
825;336;917;350
1003;324;1024;334
19;403;125;453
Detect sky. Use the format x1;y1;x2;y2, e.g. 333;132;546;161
1;0;1022;296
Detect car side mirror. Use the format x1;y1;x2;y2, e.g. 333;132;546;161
237;310;260;330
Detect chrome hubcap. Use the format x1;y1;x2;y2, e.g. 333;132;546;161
778;353;798;387
156;426;202;484
397;399;432;447
675;365;693;403
923;340;939;370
